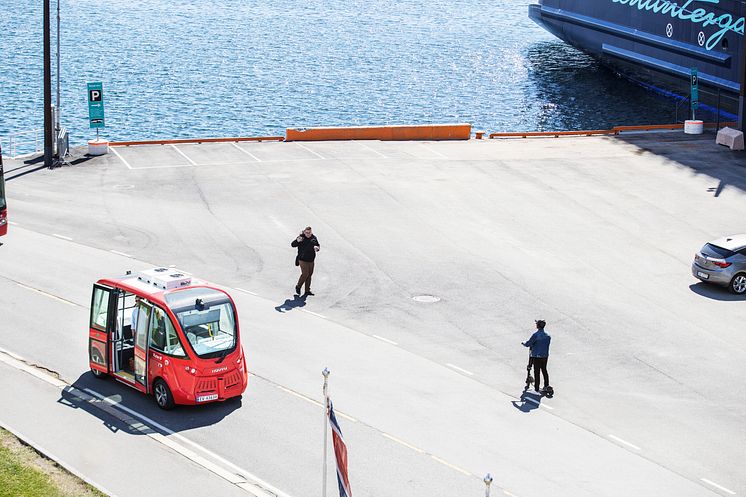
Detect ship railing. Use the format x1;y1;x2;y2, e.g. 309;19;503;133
0;129;44;159
674;86;737;130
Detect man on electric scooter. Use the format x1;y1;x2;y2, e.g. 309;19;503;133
522;319;552;396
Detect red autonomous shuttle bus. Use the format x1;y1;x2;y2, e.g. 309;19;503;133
89;267;248;409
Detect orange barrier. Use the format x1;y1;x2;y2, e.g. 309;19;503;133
489;122;738;139
110;136;284;146
489;129;616;139
285;124;471;141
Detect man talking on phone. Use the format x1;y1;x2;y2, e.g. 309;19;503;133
291;226;320;296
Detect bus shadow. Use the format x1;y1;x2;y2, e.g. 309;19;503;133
61;372;243;435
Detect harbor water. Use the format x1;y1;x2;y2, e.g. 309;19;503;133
1;0;690;146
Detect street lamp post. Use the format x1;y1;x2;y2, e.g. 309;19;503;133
43;0;53;167
56;0;61;136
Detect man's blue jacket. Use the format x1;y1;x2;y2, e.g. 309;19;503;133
523;329;551;358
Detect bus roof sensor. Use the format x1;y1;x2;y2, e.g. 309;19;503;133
137;267;192;290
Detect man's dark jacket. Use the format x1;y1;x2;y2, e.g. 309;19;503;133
292;235;320;262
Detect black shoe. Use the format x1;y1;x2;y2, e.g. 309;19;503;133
305;290;315;296
295;286;301;295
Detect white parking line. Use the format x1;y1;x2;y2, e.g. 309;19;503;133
8;221;19;226
83;389;287;497
419;142;448;159
700;478;736;495
334;410;357;423
16;283;78;307
446;363;474;376
300;309;326;319
275;385;357;422
295;142;325;160
0;349;67;388
608;434;641;451
171;144;197;165
231;142;262;162
372;334;398;345
109;250;132;258
109;146;133;169
357;141;388;159
0;346;25;361
430;455;471;476
128;163;193;170
52;233;73;241
0;347;294;497
522;396;554;410
0;422;118;497
276;385;323;408
234;287;258;296
381;433;425;453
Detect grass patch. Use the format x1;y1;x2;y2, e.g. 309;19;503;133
0;428;107;497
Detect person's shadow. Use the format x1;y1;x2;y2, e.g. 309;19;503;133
511;389;542;413
274;294;307;313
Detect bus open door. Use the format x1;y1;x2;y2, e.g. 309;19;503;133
89;283;150;395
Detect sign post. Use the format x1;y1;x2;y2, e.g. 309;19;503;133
690;68;699;121
87;82;105;138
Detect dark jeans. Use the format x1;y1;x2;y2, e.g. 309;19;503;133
532;357;549;391
297;260;315;293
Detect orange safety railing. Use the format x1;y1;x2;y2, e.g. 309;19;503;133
488;129;616;138
109;136;284;146
488;122;737;139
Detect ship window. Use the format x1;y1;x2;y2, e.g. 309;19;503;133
722;38;728;50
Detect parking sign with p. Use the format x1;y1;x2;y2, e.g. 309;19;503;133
87;82;105;129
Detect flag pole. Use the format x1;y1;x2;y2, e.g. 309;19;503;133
322;368;330;497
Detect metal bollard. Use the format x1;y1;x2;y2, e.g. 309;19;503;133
484;473;493;497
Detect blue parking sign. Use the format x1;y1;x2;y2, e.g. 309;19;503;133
87;82;105;129
690;68;698;111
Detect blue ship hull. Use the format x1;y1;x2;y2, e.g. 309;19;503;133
529;1;743;113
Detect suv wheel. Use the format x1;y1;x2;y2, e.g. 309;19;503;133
730;274;746;294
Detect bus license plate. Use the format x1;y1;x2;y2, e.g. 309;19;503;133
197;394;218;403
697;271;709;279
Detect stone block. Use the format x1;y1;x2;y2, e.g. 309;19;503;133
716;127;745;151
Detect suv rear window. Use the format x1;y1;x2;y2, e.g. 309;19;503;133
702;243;735;259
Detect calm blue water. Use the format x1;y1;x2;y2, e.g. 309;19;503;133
1;0;683;146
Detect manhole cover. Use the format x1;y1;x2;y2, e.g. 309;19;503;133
412;295;440;303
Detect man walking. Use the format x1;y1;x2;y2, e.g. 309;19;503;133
522;319;551;394
292;226;320;296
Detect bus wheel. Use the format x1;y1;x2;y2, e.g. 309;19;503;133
153;379;175;410
90;351;107;379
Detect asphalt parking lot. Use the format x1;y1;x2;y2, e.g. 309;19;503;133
2;131;745;497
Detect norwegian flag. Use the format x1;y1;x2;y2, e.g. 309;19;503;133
328;399;352;497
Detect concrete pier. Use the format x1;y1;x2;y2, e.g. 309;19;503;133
1;131;744;497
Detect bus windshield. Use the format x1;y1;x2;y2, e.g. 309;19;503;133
166;288;237;359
